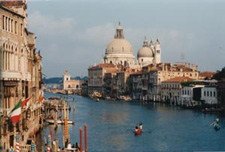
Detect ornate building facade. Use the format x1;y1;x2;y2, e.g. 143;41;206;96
0;0;44;150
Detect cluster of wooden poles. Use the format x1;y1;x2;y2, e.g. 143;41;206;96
46;123;88;152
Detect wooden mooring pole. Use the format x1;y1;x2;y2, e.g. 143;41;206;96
84;124;88;152
80;128;83;152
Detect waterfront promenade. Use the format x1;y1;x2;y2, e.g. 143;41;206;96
36;92;225;152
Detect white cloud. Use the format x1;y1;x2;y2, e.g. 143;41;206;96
73;23;115;47
28;11;76;36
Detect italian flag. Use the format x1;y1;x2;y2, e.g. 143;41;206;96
10;100;22;123
22;96;31;108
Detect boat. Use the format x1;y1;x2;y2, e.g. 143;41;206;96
214;124;220;131
134;128;142;135
91;91;102;99
96;98;100;102
118;96;132;101
46;119;74;125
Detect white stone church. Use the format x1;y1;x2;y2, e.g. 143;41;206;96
102;23;161;67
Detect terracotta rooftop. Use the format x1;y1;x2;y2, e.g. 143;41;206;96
1;0;25;7
199;71;215;78
162;77;194;83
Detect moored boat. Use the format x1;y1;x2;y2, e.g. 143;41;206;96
46;119;74;125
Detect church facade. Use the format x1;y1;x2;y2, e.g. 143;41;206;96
103;23;161;67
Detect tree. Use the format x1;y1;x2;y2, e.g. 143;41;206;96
212;67;225;80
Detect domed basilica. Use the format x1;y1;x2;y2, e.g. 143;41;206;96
103;23;161;67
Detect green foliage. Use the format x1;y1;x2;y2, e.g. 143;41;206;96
181;81;195;86
212;67;225;80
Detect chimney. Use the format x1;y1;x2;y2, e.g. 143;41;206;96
192;64;195;72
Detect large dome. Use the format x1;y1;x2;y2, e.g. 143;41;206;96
103;23;135;66
106;39;133;54
137;38;153;58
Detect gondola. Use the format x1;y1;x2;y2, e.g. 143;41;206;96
134;128;142;135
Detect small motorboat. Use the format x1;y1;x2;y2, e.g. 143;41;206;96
134;129;142;135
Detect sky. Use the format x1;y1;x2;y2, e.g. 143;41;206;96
27;0;225;77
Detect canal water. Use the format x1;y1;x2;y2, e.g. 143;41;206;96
37;92;225;152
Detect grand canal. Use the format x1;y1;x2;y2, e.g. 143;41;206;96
37;92;225;152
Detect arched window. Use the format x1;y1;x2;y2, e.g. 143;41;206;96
76;85;79;89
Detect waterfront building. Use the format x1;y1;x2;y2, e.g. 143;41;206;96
201;85;217;105
180;80;218;107
147;62;199;101
115;68;137;97
161;77;194;104
81;80;88;97
62;69;83;93
130;71;143;100
0;1;44;149
104;71;118;98
88;63;117;96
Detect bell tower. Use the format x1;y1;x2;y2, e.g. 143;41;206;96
155;38;161;64
63;69;71;81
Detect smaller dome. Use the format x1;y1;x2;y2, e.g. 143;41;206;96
138;47;153;58
138;37;153;58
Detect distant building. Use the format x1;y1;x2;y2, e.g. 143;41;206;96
62;70;83;91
